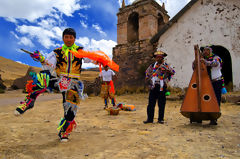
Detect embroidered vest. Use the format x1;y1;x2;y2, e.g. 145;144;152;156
54;46;83;79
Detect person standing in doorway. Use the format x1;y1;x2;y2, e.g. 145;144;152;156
202;46;224;125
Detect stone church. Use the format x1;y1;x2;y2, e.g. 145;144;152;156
113;0;240;91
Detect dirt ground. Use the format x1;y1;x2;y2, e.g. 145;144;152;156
0;91;239;159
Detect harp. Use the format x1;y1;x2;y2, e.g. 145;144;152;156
180;45;221;122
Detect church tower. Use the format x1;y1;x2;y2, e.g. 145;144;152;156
113;0;169;88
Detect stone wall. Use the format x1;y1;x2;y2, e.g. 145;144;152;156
114;0;168;89
83;78;101;96
113;39;156;88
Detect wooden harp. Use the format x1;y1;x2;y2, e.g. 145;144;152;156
180;45;221;122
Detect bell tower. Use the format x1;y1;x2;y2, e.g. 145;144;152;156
116;0;169;44
113;0;169;88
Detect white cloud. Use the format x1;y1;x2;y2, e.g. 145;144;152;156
50;12;64;23
75;37;117;68
76;37;117;59
76;37;117;68
10;31;19;39
16;25;62;49
121;0;191;19
82;62;98;69
76;37;90;46
79;4;91;10
52;27;63;39
78;13;88;19
118;0;122;7
4;17;18;23
0;0;82;22
54;0;81;17
92;24;107;37
14;15;64;49
80;21;88;29
16;61;28;65
18;37;35;47
90;39;117;58
127;0;135;4
163;0;191;18
0;0;92;50
38;18;59;29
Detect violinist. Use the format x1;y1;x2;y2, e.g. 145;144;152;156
143;50;175;124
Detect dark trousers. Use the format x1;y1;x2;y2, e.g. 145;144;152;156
212;80;222;107
147;84;166;121
62;91;76;121
211;80;222;122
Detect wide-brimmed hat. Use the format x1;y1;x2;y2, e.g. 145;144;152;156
153;50;167;58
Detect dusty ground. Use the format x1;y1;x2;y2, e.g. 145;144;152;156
0;91;239;159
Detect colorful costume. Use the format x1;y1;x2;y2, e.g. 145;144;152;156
145;60;175;123
15;70;54;114
203;48;225;125
15;44;88;141
99;69;116;108
204;52;223;105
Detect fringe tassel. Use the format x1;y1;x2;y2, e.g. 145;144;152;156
109;80;115;94
26;80;36;94
57;118;66;131
66;120;77;134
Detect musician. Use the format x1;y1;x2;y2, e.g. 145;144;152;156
143;50;175;124
202;46;223;125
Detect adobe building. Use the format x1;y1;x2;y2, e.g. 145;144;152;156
113;0;169;88
150;0;240;91
113;0;240;91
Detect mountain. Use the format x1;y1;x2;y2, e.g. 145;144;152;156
0;56;99;88
0;56;42;87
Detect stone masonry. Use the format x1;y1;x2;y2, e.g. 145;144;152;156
113;0;169;88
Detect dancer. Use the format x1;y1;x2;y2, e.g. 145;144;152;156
99;65;117;109
15;28;91;142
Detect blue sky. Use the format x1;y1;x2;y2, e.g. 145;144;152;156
0;0;190;68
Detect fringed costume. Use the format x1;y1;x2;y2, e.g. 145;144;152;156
16;70;55;114
15;43;88;141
